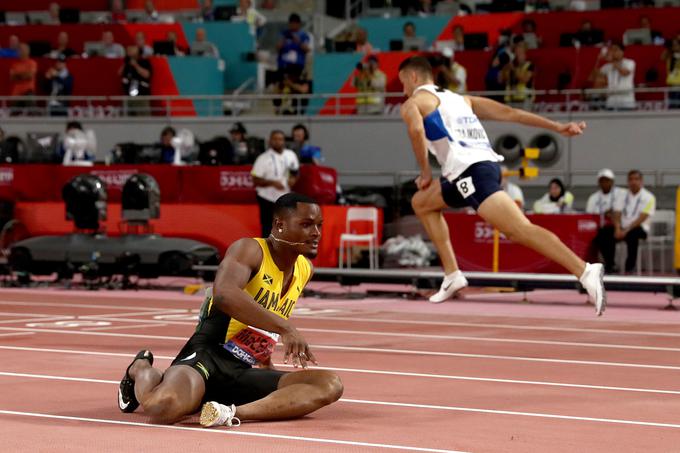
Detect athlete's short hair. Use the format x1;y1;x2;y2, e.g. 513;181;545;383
273;192;318;218
398;56;433;79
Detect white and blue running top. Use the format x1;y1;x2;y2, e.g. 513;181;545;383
415;84;504;181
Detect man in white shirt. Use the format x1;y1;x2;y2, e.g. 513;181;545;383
605;170;656;273
251;130;300;237
592;43;636;110
586;168;627;273
500;166;524;209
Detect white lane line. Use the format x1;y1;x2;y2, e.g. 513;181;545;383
3;327;680;371
341;399;680;430
82;323;168;332
0;316;74;325
311;345;680;371
24;314;680;354
0;300;191;312
2;345;680;396
2;373;680;431
299;328;680;353
9;305;680;339
0;409;467;453
294;315;680;339
0;311;71;318
0;332;34;338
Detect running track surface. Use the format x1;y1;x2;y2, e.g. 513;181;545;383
1;284;680;452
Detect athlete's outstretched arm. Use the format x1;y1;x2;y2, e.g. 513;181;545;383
212;238;314;367
466;95;586;137
400;99;432;189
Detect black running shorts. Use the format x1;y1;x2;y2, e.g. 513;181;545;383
171;333;286;406
440;161;503;210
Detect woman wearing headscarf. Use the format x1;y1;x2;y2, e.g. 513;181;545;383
533;178;574;213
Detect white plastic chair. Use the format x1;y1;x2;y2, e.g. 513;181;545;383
338;207;379;269
641;209;675;274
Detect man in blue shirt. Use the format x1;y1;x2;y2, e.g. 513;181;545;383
277;13;310;71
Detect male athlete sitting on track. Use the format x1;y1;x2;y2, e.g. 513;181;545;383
398;56;605;314
117;193;343;427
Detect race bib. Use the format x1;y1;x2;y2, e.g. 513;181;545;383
224;326;280;365
456;176;476;199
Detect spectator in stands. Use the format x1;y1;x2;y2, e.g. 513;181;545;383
9;43;37;115
575;20;604;47
590;43;636;110
418;0;435;14
143;0;160;23
164;31;186;56
47;31;76;59
452;25;465;51
0;35;20;58
101;31;125;58
533;178;574;213
200;0;215;22
59;121;95;165
587;169;627;273
501;166;525;209
229;122;248;163
44;54;73;116
662;38;680;109
354;27;374;55
135;31;154;58
485;52;511;102
353;55;387;115
272;64;312;115
437;49;467;94
637;16;664;46
232;0;267;37
251;130;300;237
46;2;61;25
110;0;127;24
525;0;551;12
585;68;608;110
606;170;657;273
190;28;219;57
157;126;176;164
521;19;541;49
402;22;425;51
290;124;323;164
119;45;152;116
505;42;535;108
277;13;311;71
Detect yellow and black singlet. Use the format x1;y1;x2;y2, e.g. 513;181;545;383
194;238;312;365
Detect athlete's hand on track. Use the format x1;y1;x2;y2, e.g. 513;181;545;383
282;326;317;369
415;170;432;190
557;121;587;137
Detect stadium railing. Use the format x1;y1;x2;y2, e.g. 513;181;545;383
0;87;678;117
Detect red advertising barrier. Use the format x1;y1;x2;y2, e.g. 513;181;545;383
444;212;599;273
0;164;338;204
14;202;381;268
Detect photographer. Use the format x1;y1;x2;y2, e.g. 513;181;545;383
276;13;310;72
271;64;311;115
352;55;386;115
589;42;636;111
119;46;152;116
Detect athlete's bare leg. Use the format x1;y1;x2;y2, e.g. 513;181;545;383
477;191;585;276
234;370;343;421
129;361;206;424
411;180;460;275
